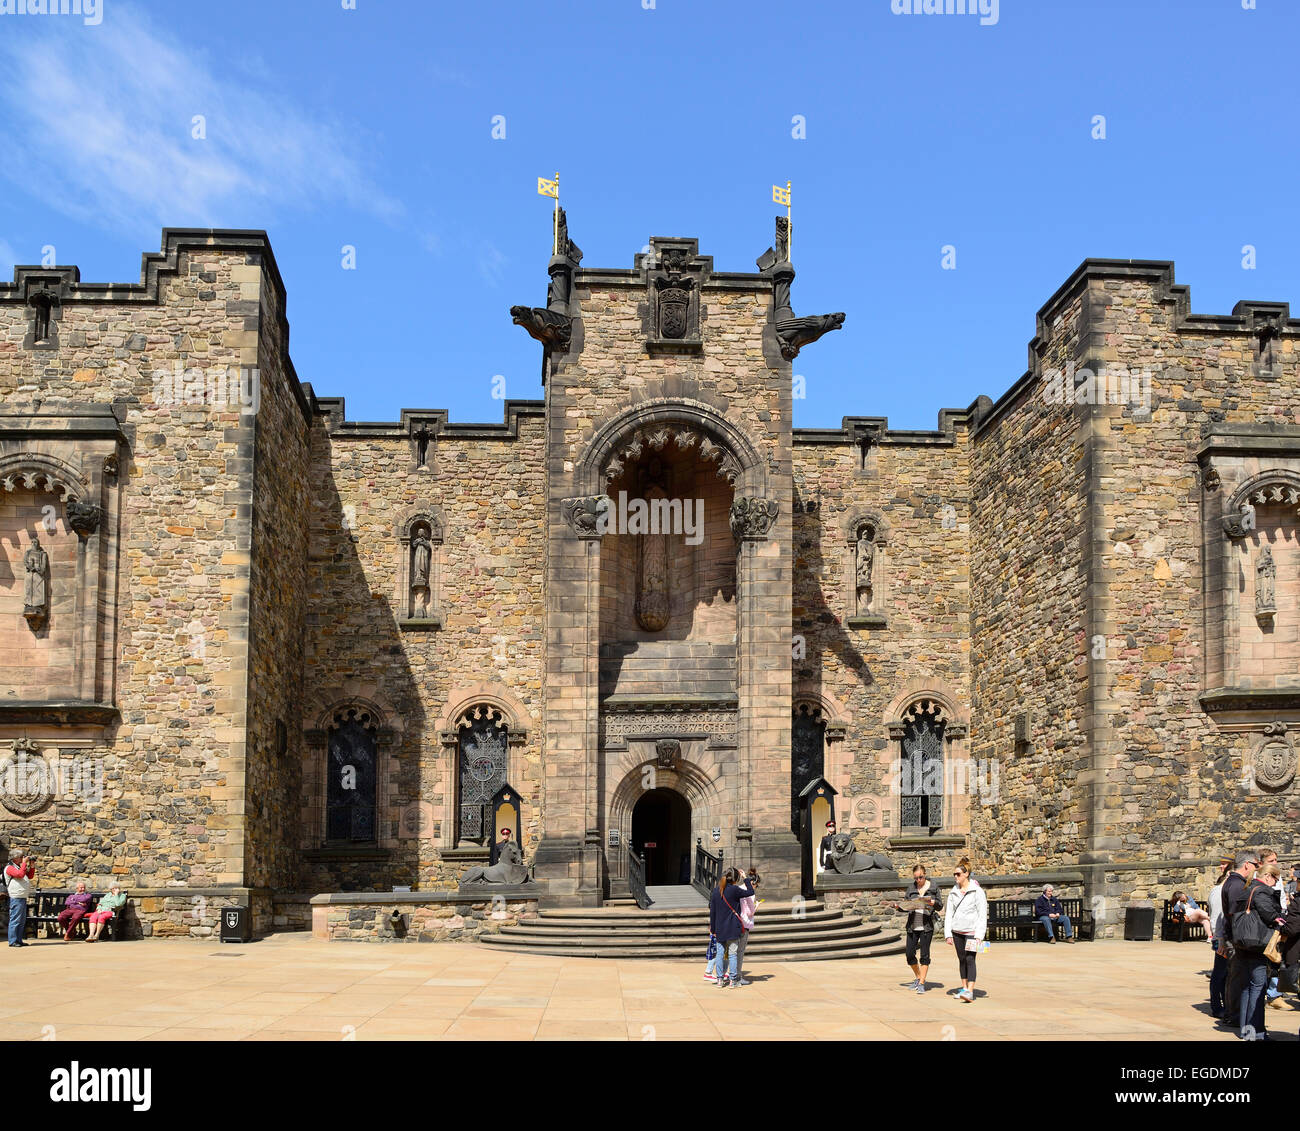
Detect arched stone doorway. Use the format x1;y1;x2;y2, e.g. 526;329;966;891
631;788;692;886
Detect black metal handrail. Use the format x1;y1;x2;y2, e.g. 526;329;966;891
693;838;723;898
628;846;650;909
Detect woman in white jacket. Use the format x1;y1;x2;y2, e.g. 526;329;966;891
944;858;988;1003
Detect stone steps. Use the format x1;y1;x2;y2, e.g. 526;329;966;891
478;900;904;961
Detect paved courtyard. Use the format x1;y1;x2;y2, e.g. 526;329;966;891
0;934;1293;1041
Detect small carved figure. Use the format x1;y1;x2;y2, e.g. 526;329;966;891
23;535;49;630
460;838;532;885
410;528;433;616
412;425;433;470
1256;544;1276;620
856;530;876;615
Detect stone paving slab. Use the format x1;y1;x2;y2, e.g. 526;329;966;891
2;933;1296;1041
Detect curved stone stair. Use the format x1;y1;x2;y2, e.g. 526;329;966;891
479;899;904;960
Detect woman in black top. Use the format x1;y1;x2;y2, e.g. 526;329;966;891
891;863;941;994
1237;865;1285;1040
709;867;755;988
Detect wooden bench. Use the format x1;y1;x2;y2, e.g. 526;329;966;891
987;897;1095;942
1160;896;1207;942
1;890;129;941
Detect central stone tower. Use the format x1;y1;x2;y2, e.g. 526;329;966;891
513;218;844;905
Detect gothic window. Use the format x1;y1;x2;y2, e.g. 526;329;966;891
899;700;945;830
326;708;378;843
457;706;510;843
791;703;826;832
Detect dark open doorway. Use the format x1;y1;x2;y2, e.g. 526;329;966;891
631;788;692;886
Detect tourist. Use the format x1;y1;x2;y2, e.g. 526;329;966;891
1259;851;1287;1011
1171;889;1214;935
892;863;941;993
944;858;987;1003
1207;859;1233;1019
708;867;755;988
1034;884;1074;943
733;868;760;986
85;883;126;942
818;821;837;871
1233;862;1285;1040
4;851;35;947
1220;848;1259;1029
57;882;94;942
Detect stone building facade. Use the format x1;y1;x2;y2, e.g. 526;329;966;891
0;225;1296;935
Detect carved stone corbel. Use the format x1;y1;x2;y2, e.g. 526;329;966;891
561;495;611;539
729;496;779;541
66;501;102;540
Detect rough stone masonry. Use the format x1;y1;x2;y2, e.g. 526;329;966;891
0;225;1295;937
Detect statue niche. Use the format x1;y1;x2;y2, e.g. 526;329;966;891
855;524;876;616
635;483;671;632
1256;543;1276;626
409;522;434;618
23;534;50;632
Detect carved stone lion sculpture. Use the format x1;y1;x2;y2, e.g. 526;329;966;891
460;839;532;886
826;832;893;875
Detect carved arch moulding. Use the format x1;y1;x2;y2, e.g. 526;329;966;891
1197;426;1300;713
0;408;126;731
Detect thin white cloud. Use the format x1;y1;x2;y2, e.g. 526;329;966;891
0;4;403;235
478;242;507;287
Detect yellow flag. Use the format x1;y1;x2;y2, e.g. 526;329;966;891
537;176;559;199
772;183;790;207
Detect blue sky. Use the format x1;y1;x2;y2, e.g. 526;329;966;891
1;0;1296;430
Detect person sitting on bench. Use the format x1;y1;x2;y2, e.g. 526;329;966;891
1034;885;1074;942
85;883;125;941
1171;889;1213;934
57;882;95;941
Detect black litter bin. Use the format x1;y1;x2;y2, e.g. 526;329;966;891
219;905;252;943
1124;904;1156;941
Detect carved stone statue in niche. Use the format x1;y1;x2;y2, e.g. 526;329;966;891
412;424;433;471
635;463;671;631
1256;544;1276;624
410;525;433;617
855;527;876;616
23;535;49;631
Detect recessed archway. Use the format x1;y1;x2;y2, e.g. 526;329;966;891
631;787;693;886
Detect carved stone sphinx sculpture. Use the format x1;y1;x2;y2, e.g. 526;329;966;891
460;839;532;885
826;832;894;876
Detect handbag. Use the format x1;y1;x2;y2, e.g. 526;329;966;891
1263;929;1283;964
1230;886;1273;953
705;936;717;961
